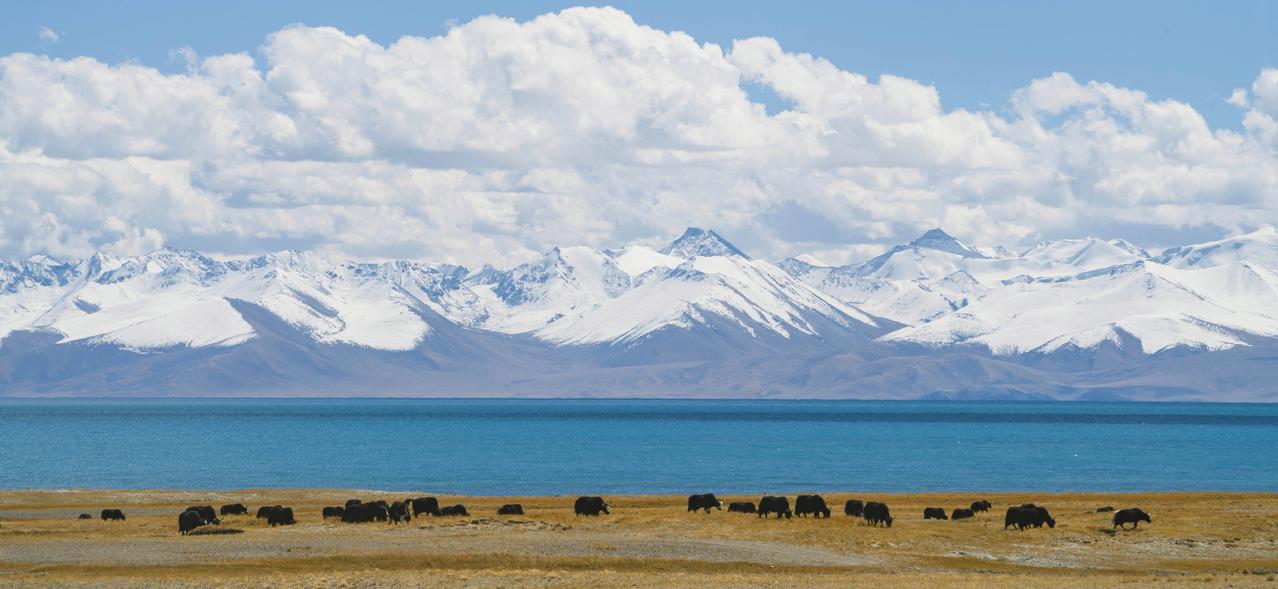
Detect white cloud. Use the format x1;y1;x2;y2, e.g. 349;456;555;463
0;7;1276;268
1227;88;1250;108
37;26;60;45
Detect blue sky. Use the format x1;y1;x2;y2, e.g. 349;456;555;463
6;0;1274;129
1;2;1277;265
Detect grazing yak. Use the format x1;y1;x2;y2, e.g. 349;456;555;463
687;493;723;513
389;501;412;524
844;499;864;517
178;509;210;535
342;502;389;523
220;504;248;516
970;500;992;513
497;504;524;515
574;496;610;516
951;508;975;520
923;507;948;520
186;506;220;526
1096;506;1115;513
322;506;345;519
795;495;831;518
439;504;469;517
863;502;893;527
1004;504;1055;530
1113;508;1152;530
757;496;792;519
728;501;756;513
409;497;441;517
100;509;126;521
267;506;296;526
256;505;279;519
78;513;93;519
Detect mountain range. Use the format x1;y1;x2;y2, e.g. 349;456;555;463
4;227;1278;401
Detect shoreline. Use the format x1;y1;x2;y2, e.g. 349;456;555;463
4;485;1272;495
3;489;1277;587
6;487;1278;496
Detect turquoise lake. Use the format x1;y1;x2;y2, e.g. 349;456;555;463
1;399;1276;494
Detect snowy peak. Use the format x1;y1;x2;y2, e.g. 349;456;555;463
488;246;630;307
1019;237;1149;269
660;227;750;259
93;248;227;286
1108;239;1151;259
853;229;984;281
607;246;683;278
1155;226;1278;269
907;229;987;259
957;237;1154;287
776;256;827;278
458;246;634;335
884;254;1278;356
536;252;878;347
1;255;77;293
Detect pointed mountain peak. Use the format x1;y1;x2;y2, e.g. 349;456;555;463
24;253;64;266
913;228;955;242
776;255;827;277
660;227;750;259
1106;238;1150;259
906;228;986;258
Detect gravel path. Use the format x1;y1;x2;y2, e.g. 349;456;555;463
0;519;872;568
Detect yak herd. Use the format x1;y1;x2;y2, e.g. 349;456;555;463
166;495;610;535
700;494;1150;531
87;494;1152;535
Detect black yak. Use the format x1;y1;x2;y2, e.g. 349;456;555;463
757;496;792;519
923;507;948;520
267;506;296;526
574;496;609;516
179;509;208;535
687;493;723;513
795;495;831;518
1113;508;1151;530
863;502;892;527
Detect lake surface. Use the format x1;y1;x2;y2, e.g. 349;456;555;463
1;399;1276;494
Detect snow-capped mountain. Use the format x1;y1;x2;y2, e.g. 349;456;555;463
659;227;751;259
0;248;471;352
0;228;879;358
461;246;634;334
787;229;995;325
537;254;877;348
781;227;1278;361
3;226;1278;401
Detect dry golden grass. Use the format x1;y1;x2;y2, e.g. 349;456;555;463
2;489;1277;587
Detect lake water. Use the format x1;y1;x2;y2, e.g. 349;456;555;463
1;399;1276;494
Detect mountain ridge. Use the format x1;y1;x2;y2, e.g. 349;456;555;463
3;226;1278;401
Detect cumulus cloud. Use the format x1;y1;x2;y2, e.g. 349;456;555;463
1227;88;1250;108
0;7;1275;267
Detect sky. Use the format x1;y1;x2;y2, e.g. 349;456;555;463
1;1;1276;266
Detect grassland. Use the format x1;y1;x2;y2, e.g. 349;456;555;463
2;489;1277;587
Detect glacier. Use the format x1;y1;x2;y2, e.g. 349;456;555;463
2;226;1278;401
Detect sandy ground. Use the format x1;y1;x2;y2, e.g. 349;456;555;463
1;489;1277;587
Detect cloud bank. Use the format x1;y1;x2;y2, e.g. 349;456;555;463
1;7;1275;266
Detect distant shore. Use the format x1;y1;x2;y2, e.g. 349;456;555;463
2;489;1277;588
